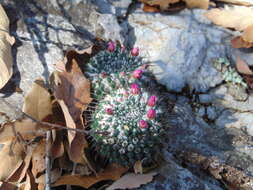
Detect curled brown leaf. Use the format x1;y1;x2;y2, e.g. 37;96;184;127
106;172;157;190
53;164;128;188
52;50;92;164
0;5;14;89
236;56;253;75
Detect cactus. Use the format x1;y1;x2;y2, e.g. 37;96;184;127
213;58;247;88
90;75;168;166
85;42;143;79
85;42;169;166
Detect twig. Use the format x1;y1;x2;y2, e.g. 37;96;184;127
177;151;253;190
45;131;51;190
0;97;109;135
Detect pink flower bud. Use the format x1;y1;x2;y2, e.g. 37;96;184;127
147;109;156;119
106;108;113;115
132;69;143;79
139;120;148;129
101;72;107;78
121;44;126;51
123;91;129;97
148;95;156;107
131;47;139;56
107;41;116;52
120;71;126;76
130;83;139;95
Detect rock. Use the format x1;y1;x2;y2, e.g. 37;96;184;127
127;8;236;92
91;0;132;17
211;85;253;112
198;94;213;104
216;110;253;137
227;84;248;101
197;106;206;117
0;0;124;120
139;152;224;190
206;106;217;120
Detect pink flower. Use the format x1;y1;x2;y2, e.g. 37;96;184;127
106;108;113;115
148;95;156;107
131;47;139;56
147;109;156;119
101;72;107;78
132;69;143;79
107;41;116;52
130;83;139;95
139;120;148;129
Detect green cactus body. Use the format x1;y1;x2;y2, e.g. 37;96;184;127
85;42;168;167
90;83;166;166
85;46;143;79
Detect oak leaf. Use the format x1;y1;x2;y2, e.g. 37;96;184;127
0;5;14;89
31;139;46;178
0;141;25;181
236;56;253;75
0;118;45;143
0;182;16;190
7;145;35;183
242;24;253;43
52;164;128;188
22;79;52;121
231;36;253;48
106;172;157;190
205;7;253;31
214;0;253;6
19;170;36;190
139;0;180;10
184;0;209;9
52;50;92;164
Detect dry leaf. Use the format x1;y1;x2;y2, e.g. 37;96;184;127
0;5;14;89
205;7;253;31
236;56;253;75
0;141;25;181
53;164;128;188
242;24;253;43
7;145;35;183
231;36;253;48
31;140;46;178
50;129;64;159
0;118;45;143
184;0;209;9
52;54;92;164
106;172;157;190
214;0;253;6
19;170;37;190
0;182;16;190
36;168;62;184
22;79;52;121
143;3;160;12
243;75;253;89
139;0;180;10
37;183;45;190
134;161;143;174
140;0;209;10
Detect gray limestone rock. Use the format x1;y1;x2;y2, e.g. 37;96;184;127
91;0;132;17
0;1;252;189
206;106;217;120
127;8;236;92
0;0;124;120
211;85;253;112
